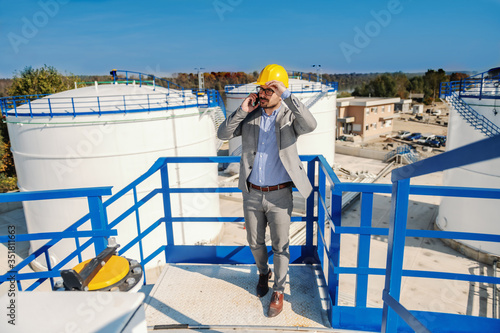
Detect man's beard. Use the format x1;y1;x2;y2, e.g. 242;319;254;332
261;99;279;110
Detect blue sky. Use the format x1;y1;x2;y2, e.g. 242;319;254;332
0;0;499;78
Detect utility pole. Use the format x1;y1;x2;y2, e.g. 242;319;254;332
195;67;205;91
312;64;322;82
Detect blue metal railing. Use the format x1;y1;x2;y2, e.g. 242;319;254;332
383;145;420;163
381;134;500;333
440;69;500;101
0;89;226;118
0;187;115;291
225;81;338;94
1;140;500;331
195;88;227;117
0;70;227;118
110;69;184;91
440;72;500;137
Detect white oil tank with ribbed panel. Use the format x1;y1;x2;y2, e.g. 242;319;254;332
224;78;337;166
5;80;222;270
436;72;500;258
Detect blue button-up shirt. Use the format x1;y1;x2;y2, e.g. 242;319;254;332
248;92;292;186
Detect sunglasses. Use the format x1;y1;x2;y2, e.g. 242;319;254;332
256;86;274;96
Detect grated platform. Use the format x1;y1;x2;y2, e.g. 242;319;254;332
145;264;331;330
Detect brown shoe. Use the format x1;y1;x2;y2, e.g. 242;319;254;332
256;270;272;297
268;291;284;317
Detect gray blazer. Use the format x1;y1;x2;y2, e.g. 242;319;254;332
217;94;317;198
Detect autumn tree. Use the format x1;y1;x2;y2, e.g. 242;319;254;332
449;72;469;82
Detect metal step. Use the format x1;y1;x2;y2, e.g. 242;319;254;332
145;264;332;330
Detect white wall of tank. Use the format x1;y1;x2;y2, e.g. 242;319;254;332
7;84;223;269
437;95;500;256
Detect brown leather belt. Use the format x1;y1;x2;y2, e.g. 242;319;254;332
249;182;293;192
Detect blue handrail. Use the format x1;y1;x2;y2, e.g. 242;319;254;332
440;75;500;137
1;145;499;331
0;89;227;118
440;75;500;101
0;187;115;291
381;134;500;332
225;81;338;94
110;69;184;91
0;69;228;119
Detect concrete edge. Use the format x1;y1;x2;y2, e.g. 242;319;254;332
433;220;500;267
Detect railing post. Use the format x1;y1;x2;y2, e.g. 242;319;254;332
71;97;76;116
87;195;108;255
97;96;101;115
28;99;33;118
48;99;53;117
305;159;315;258
381;178;410;333
132;187;144;262
479;77;484;100
356;192;373;307
160;162;175;262
329;184;342;327
317;161;326;269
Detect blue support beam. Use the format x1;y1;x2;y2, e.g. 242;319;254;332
356;192;373;307
87;195;108;255
382;178;410;333
2;145;500;333
305;159;316;260
160;165;175;256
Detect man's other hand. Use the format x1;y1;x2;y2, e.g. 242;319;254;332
266;80;287;97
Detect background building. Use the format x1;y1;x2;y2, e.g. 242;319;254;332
336;97;400;141
395;99;412;113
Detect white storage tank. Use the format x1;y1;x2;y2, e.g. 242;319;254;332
224;78;337;166
5;82;222;270
437;74;500;260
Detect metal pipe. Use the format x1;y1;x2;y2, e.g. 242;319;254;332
148;324;337;332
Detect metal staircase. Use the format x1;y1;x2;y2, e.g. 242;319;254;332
445;92;500;137
304;84;330;109
384;145;420;164
205;106;226;150
440;71;500;138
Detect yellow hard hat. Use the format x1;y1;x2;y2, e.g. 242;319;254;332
255;64;289;88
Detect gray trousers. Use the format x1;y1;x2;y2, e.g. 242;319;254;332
242;186;293;293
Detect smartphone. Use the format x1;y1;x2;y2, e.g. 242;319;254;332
253;94;260;107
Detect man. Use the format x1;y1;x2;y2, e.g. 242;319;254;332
217;64;317;317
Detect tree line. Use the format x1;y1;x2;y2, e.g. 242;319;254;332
350;70;469;104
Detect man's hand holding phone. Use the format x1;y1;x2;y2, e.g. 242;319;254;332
241;93;259;113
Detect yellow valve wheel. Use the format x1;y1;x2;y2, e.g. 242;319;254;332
73;255;130;291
